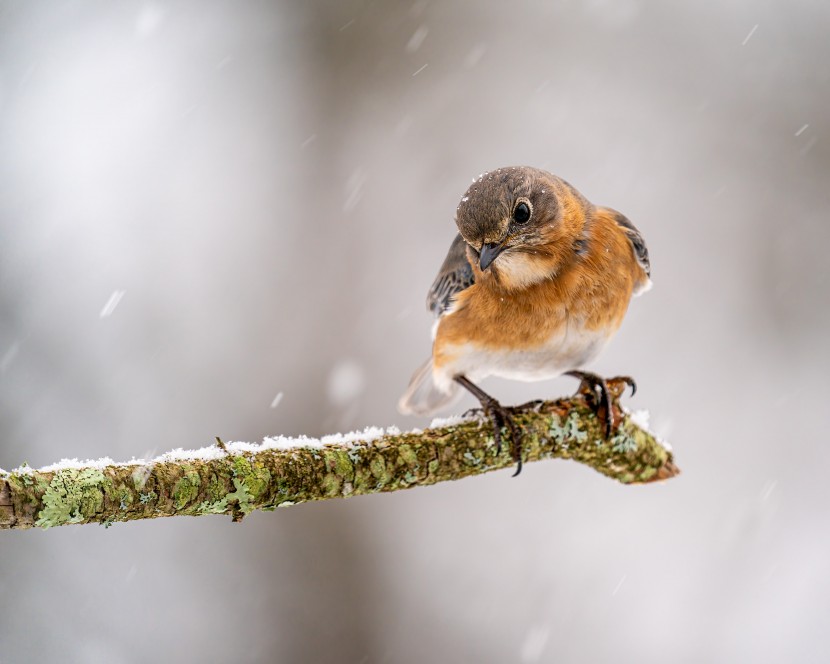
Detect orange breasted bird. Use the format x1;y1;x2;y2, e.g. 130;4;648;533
398;166;651;475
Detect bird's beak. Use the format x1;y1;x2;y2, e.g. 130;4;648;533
479;242;505;271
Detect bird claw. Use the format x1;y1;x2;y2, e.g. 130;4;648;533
508;399;545;414
565;371;636;439
480;399;525;476
453;376;524;476
606;375;636;399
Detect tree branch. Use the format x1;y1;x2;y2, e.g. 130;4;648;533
0;395;678;530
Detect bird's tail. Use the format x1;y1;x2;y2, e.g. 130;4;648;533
397;359;462;416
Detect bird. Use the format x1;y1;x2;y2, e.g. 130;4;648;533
398;166;651;475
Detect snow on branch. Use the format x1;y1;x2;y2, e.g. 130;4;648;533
0;395;678;530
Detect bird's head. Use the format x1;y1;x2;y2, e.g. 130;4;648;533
455;166;594;290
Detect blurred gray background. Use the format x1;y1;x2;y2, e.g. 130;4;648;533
1;1;828;662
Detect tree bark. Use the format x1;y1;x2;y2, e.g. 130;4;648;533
0;396;678;530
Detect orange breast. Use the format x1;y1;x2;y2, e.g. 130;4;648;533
433;209;641;370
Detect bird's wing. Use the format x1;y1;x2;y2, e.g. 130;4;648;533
426;233;475;317
612;211;650;277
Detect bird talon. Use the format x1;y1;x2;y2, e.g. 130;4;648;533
511;457;523;477
564;370;636;439
605;375;636;400
509;399;544;414
490;412;504;456
454;376;524;476
462;406;486;420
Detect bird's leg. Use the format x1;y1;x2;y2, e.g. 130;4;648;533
454;375;523;476
564;371;636;438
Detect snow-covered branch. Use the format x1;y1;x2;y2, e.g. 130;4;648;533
0;395;678;530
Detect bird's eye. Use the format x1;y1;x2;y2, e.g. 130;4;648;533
513;201;531;224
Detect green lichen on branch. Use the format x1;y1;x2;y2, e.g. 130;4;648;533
35;468;111;529
0;396;679;531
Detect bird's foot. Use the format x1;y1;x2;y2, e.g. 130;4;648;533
465;398;543;419
482;398;523;476
454;376;524;476
461;406;486;419
606;375;636;400
564;371;636;438
508;399;545;414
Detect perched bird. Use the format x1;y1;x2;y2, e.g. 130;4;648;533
398;166;651;475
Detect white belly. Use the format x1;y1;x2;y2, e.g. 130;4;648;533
434;326;610;390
